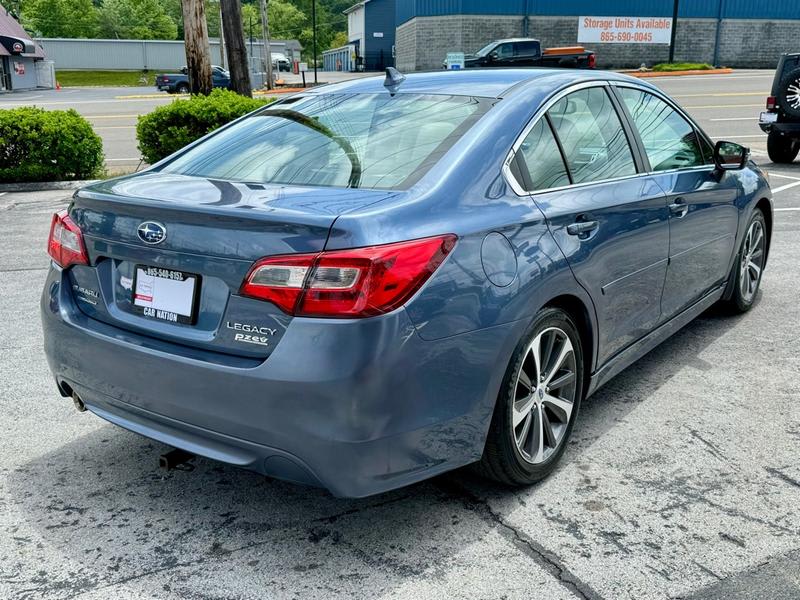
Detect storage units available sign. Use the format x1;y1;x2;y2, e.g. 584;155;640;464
578;17;673;44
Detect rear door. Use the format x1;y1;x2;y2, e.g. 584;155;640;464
614;84;739;318
513;41;541;66
516;84;670;365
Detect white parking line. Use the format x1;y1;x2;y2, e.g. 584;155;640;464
770;173;800;181
772;180;800;194
105;158;141;162
775;207;800;212
0;192;5;197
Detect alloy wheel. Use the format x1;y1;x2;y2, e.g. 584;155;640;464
787;78;800;110
739;219;765;303
512;327;577;464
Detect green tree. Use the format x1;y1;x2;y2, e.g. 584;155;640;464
20;0;99;38
329;30;347;49
98;0;178;40
156;0;222;39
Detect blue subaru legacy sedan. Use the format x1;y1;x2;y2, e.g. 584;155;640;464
42;69;772;497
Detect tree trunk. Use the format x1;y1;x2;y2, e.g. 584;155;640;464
220;0;252;97
260;0;274;90
181;0;212;95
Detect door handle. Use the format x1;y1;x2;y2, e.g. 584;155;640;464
669;198;689;218
566;220;599;237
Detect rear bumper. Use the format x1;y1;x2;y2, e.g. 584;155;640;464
42;266;521;497
758;121;800;135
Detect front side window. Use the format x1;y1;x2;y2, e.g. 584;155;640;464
517;118;570;191
618;87;705;171
547;87;637;184
160;93;488;190
495;43;514;59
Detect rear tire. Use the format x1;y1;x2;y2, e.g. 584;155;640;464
767;131;799;163
176;82;190;94
477;308;584;486
723;209;767;313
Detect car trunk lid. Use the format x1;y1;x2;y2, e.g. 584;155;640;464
67;172;395;359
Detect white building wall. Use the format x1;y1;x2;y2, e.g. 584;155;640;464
347;6;366;55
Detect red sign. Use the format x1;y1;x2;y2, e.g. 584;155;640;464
14;61;24;75
11;41;24;54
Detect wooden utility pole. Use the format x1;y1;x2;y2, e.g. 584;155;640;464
218;3;226;70
220;0;252;97
260;0;274;90
181;0;213;94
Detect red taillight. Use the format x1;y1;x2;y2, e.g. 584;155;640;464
767;96;777;111
47;209;89;269
588;53;596;69
240;234;457;318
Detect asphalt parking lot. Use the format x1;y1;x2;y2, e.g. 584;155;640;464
1;71;800;599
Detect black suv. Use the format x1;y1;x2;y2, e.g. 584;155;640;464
760;52;800;163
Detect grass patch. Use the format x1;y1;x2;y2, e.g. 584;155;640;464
56;70;157;87
652;62;714;72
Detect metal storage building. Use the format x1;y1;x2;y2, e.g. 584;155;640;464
394;0;800;70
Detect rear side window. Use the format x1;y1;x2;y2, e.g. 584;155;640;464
160;93;488;190
618;87;705;171
516;41;539;57
547;87;637;184
517;119;570;191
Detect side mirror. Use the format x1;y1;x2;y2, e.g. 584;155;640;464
488;51;499;61
714;141;749;171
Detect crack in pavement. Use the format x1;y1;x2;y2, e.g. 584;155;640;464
434;479;604;600
764;466;800;490
0;266;48;273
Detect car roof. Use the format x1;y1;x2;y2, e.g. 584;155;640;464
307;68;655;99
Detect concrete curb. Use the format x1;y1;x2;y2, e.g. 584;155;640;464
627;68;734;78
0;180;99;193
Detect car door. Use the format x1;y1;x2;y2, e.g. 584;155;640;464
212;68;231;89
614;85;740;319
515;85;670;365
514;41;539;67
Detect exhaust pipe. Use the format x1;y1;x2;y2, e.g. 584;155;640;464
72;392;86;412
159;448;195;471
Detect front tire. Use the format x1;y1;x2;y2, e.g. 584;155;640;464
724;209;767;313
478;308;584;486
767;131;799;164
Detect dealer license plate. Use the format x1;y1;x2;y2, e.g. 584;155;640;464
132;266;199;324
759;111;778;124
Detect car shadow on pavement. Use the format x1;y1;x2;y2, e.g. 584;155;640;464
5;302;751;599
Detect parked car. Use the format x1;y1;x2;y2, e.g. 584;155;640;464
155;65;231;94
42;69;771;498
271;52;291;72
759;52;800;163
445;38;595;69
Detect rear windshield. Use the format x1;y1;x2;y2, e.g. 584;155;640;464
159;93;489;190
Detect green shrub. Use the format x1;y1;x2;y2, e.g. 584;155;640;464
137;89;273;164
0;107;104;183
652;62;714;72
